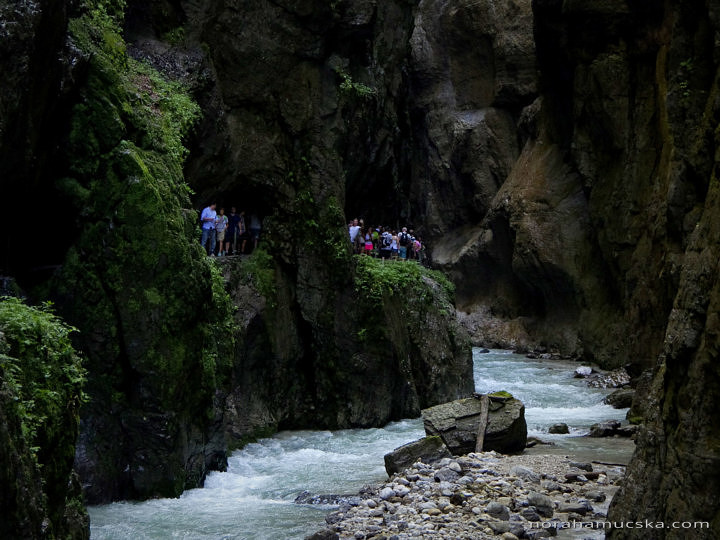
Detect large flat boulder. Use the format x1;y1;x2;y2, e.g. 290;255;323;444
422;394;527;455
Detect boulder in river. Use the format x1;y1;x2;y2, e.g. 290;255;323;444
589;420;622;437
574;366;593;378
586;367;631;388
588;420;637;438
603;388;635;409
548;423;570;434
383;435;452;476
422;394;527;455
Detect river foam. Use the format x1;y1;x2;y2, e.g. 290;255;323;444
89;349;631;539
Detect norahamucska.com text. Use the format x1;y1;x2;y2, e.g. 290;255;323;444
530;519;710;530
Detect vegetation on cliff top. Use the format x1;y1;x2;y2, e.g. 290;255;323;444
353;256;458;346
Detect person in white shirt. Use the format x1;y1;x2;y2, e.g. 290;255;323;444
200;202;217;255
349;218;361;244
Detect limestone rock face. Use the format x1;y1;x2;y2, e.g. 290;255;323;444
3;0;720;530
408;0;536;236
422;396;527;455
526;1;720;536
218;256;474;444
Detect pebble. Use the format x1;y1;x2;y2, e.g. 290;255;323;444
487;501;511;520
311;452;625;540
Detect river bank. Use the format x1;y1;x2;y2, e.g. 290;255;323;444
309;450;626;540
307;349;635;539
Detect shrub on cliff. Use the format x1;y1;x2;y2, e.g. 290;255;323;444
0;297;88;539
350;256;472;415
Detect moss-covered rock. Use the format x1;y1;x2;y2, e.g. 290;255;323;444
41;1;235;503
0;297;88;539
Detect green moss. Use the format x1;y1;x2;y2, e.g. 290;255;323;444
333;66;376;100
237;248;278;305
0;298;86;449
0;297;88;538
488;390;514;400
352;256;457;352
354;256;455;311
38;0;236;498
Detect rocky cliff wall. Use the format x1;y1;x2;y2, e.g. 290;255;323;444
528;0;720;536
218;253;473;447
0;0;474;505
2;0;719;531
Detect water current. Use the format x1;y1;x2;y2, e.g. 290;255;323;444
89;349;631;539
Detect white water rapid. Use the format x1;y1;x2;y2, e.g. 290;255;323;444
89;348;631;539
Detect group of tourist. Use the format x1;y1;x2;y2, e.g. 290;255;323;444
348;218;426;264
199;203;261;256
197;205;427;264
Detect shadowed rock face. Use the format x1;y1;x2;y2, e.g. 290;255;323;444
531;1;720;536
217;256;474;443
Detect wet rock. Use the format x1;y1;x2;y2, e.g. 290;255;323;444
558;501;593;515
527;492;554;517
569;462;593;472
510;465;540;483
509;522;527;538
586;368;631;389
383;436;451;476
305;528;339;540
541;480;562;492
583;490;607;502
603;388;635;409
488;520;511;534
574;366;593;378
526;530;552;539
423;396;527;455
616;424;639;437
548;423;569;434
588;420;622;437
565;472;599;482
324;511;344;525
434;466;461;482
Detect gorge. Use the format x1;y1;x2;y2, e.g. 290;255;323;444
1;0;719;538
